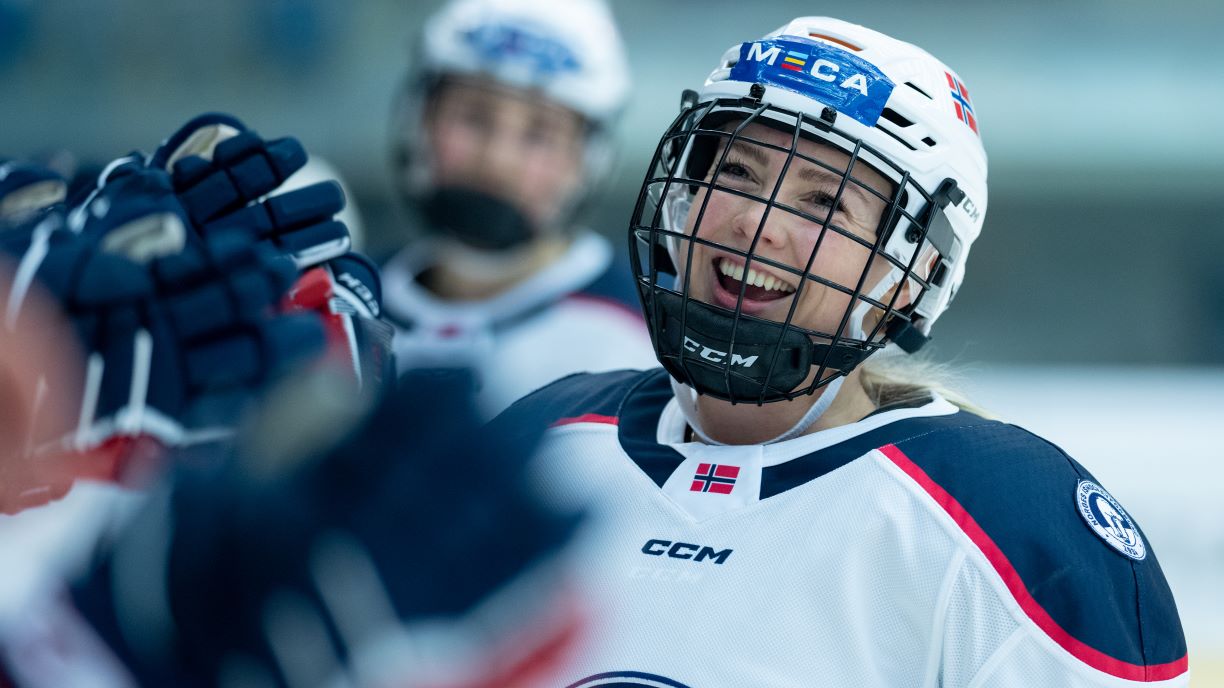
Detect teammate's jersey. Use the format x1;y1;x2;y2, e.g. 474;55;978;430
381;231;657;416
493;368;1190;687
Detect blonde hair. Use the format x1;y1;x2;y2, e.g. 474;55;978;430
857;351;993;419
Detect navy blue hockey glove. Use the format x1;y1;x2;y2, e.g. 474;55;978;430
2;213;325;489
65;156;193;261
0;158;67;228
68;368;582;688
150;113;351;267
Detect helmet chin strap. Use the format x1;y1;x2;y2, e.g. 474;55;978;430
846;265;905;340
671;374;847;446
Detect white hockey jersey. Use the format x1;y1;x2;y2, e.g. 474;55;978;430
492;369;1190;687
381;231;657;416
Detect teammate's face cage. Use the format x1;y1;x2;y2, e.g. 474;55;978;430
629;95;953;405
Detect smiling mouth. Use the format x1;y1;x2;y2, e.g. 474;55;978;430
712;256;797;306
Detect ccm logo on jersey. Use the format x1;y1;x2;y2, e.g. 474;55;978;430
683;336;758;367
642;539;733;565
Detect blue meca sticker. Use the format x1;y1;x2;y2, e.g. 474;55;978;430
1076;480;1147;561
728;36;894;127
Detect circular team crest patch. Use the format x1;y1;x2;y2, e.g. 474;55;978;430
1076;480;1146;561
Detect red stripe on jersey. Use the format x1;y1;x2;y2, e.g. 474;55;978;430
549;414;619;428
878;443;1188;682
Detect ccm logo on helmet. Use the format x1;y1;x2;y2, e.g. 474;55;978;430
746;42;872;96
683;336;759;367
642;539;733;565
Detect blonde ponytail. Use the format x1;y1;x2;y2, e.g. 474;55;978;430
857;352;993;419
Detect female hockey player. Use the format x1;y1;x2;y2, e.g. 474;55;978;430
495;16;1190;687
381;0;656;415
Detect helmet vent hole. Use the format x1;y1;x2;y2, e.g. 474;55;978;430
807;32;862;52
921;136;937;147
874;125;917;151
905;81;934;100
880;108;914;128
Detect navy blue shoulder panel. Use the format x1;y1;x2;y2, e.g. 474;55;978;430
570;245;643;316
760;410;988;499
889;421;1186;672
489;368;647;434
493;367;686;488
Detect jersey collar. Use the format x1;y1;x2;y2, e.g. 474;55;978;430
617;369;961;497
382;230;611;330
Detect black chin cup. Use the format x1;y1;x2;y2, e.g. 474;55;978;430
643;289;872;404
418;186;535;252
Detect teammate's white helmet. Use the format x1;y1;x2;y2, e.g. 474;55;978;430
392;0;630;223
419;0;629;127
630;17;989;403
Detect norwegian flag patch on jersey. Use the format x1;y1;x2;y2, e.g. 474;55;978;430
690;463;740;494
946;72;978;135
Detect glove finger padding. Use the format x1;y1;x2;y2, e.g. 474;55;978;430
153;113;349;267
148;112;246;171
171;134;307;225
0;158;67;228
203;181;350;265
150;236;322;396
72;164;190;262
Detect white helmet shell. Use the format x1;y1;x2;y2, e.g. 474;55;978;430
418;0;630;128
700;17;988;330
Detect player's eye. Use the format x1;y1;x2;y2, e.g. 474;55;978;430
806;190;846;214
523;122;564;148
713;158;754;185
454;107;493;132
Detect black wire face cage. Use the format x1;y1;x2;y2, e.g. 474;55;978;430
629;95;959;405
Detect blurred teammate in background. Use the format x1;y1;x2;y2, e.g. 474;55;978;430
382;0;656;416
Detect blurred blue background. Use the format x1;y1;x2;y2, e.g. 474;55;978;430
2;0;1221;679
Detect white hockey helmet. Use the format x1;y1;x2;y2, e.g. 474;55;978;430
392;0;630;230
630;17;989;403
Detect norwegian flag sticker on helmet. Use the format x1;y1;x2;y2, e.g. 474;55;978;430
946;72;978;135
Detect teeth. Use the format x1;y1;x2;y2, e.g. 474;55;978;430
717;258;795;294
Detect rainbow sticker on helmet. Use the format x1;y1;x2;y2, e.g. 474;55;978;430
1076;480;1147;561
727;36;894;127
462;23;581;77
